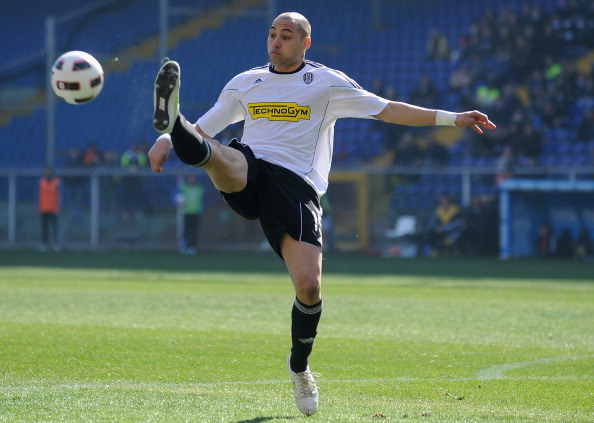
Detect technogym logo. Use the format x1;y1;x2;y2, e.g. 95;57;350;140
248;102;311;122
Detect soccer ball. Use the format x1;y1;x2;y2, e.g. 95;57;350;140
51;51;104;104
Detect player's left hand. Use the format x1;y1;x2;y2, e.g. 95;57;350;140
148;137;171;173
456;110;496;134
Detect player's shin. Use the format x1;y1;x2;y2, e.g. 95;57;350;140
171;114;211;167
290;297;322;372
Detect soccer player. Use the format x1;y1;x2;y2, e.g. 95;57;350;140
148;11;496;416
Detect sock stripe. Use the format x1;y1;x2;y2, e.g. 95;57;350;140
194;139;211;167
294;298;322;315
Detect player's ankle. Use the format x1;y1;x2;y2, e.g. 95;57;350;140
171;116;211;166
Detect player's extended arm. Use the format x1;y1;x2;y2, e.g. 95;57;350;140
374;101;496;134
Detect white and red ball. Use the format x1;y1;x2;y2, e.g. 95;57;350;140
51;51;104;105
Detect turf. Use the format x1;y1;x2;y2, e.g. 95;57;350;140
0;251;592;422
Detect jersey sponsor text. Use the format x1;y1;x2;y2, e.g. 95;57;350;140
248;102;311;122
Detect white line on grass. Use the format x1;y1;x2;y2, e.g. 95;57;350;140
476;354;593;380
2;355;592;391
1;377;590;391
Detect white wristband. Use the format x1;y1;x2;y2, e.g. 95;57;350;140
157;133;173;149
436;110;458;126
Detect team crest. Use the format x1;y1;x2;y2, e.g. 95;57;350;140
303;72;314;84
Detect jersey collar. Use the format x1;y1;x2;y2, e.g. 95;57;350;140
269;61;306;74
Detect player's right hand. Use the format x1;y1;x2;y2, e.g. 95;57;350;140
148;137;171;173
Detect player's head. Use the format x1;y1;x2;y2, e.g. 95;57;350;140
276;12;311;39
268;12;312;72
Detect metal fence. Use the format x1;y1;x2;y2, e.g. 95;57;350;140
2;166;592;256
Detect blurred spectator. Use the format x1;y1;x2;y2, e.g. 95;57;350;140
458;194;499;257
496;144;515;185
555;227;574;258
449;65;473;108
536;99;566;131
65;148;82;168
534;24;562;63
543;55;562;81
576;109;594;141
120;143;148;218
425;194;465;256
370;77;389;99
501;123;521;148
101;150;119;167
576;72;594;111
509;35;534;82
63;148;85;208
38;166;61;251
517;122;543;166
574;228;593;260
499;84;523;120
99;150;120;212
177;174;205;255
475;76;500;108
479;194;499;256
458;195;484;256
425;29;450;60
423;134;449;167
410;74;440;108
392;132;422;167
120;142;148;171
536;223;555;257
486;46;511;84
82;143;102;167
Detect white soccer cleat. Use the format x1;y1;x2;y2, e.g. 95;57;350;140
153;60;180;133
287;355;319;416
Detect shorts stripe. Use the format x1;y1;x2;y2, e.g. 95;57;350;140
299;202;304;242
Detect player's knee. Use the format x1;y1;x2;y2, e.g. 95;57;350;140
294;274;321;304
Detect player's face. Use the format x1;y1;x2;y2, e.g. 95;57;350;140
268;19;310;72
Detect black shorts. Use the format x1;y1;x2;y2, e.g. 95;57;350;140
221;139;322;259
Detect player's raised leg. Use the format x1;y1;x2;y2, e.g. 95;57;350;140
150;61;249;195
152;60;211;167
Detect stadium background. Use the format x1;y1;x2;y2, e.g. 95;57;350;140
1;0;593;257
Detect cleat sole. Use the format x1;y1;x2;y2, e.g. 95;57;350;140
152;61;180;133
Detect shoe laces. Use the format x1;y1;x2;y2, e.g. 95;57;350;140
294;370;320;396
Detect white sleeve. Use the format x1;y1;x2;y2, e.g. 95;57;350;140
329;86;389;120
196;87;245;138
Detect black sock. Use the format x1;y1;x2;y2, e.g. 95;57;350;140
171;114;211;166
290;297;322;373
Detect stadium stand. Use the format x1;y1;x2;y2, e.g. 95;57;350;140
1;0;593;180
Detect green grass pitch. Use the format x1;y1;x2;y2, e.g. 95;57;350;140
0;251;592;422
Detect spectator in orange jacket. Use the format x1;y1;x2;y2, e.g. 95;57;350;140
39;166;61;251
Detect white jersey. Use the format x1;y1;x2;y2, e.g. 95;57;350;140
197;61;389;195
